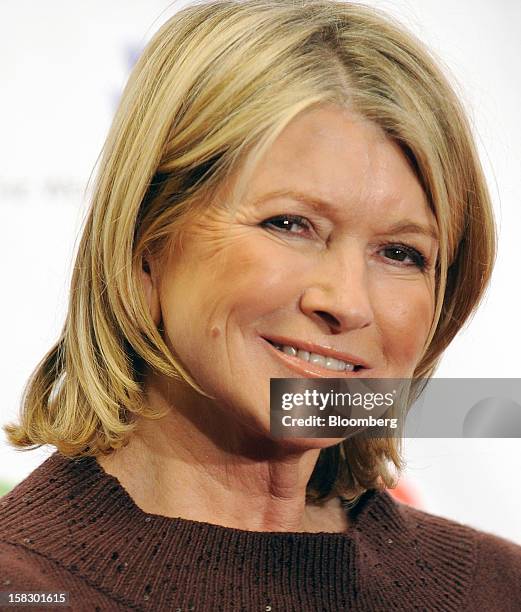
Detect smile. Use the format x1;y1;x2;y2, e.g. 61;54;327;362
262;336;367;378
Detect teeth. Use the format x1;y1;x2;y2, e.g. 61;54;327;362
274;343;356;372
326;356;350;372
309;353;327;367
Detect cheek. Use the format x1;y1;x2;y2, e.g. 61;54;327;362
375;282;435;366
211;240;307;325
158;236;298;354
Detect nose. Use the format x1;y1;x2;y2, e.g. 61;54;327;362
299;246;374;334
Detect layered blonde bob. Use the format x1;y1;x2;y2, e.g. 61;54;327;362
6;0;496;502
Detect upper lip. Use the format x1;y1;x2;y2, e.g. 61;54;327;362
261;335;370;368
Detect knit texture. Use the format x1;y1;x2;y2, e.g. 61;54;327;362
1;452;520;611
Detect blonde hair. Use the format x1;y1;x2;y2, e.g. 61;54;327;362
6;0;496;502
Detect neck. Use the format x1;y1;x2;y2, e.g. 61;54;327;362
98;373;349;533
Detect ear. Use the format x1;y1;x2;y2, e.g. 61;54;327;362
141;251;162;327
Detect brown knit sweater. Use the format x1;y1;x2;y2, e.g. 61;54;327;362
0;453;520;611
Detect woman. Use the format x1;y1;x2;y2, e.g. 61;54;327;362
2;1;520;610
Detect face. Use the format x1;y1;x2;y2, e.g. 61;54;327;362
144;105;439;443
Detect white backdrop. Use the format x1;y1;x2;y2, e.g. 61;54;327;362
1;1;520;542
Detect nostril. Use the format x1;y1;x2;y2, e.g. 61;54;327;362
315;311;340;328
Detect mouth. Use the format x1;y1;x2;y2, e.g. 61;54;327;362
261;335;369;378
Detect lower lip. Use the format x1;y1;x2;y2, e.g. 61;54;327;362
261;337;366;378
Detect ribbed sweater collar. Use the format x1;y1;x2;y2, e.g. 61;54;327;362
1;452;477;611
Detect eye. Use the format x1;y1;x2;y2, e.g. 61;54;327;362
379;244;428;270
260;214;313;236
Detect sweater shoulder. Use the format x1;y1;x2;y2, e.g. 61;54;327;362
397;499;521;562
398;499;521;555
0;542;75;612
0;540;63;590
470;526;521;609
0;541;128;611
396;500;521;610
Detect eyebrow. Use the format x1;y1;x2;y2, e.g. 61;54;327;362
252;189;439;242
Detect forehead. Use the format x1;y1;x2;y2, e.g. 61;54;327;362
241;105;436;230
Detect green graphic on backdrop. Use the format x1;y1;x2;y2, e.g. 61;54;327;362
0;480;13;496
